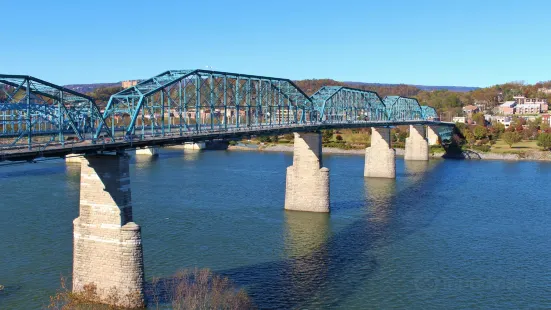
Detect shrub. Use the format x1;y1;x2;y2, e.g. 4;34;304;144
49;270;255;310
537;133;551;150
154;268;254;310
335;134;343;141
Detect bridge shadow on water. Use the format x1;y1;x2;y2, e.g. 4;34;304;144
145;160;445;309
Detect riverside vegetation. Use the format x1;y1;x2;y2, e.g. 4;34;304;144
46;269;254;310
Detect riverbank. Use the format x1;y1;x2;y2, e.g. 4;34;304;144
228;144;551;162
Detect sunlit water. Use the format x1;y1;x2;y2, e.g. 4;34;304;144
1;149;551;309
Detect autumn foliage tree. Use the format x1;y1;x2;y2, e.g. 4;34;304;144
502;131;522;148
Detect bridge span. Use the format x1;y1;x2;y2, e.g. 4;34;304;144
1;70;454;308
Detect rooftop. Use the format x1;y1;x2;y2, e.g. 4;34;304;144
500;101;516;107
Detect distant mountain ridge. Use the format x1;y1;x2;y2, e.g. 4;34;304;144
344;82;479;93
63;81;479;94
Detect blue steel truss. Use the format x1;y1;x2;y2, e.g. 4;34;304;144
97;69;314;139
0;75;110;150
310;86;388;122
0;69;453;158
383;96;423;121
421;106;439;120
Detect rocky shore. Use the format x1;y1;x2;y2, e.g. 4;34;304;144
228;144;551;162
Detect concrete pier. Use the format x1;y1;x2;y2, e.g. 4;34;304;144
285;132;330;213
65;154;82;163
364;127;396;178
427;125;440;146
135;146;158;156
73;153;145;308
183;142;206;150
404;125;429;161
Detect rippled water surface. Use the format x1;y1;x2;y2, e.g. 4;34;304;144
1;149;551;309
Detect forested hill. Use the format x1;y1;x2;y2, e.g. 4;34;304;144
65;79;551;120
63;80;477;98
64;83;119;93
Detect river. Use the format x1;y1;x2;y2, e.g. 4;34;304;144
1;149;550;309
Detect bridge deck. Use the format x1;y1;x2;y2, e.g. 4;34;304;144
0;120;453;162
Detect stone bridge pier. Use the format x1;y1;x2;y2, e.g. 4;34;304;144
73;153;145;308
285;132;330;212
427;125;440;146
364;127;396;178
405;125;429;161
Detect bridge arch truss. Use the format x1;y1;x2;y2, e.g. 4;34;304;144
383;96;424;122
98;70;315;139
0;75;110;150
310;86;388;122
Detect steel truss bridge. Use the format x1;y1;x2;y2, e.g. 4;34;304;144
0;70;454;162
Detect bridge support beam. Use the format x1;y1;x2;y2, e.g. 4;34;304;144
73;153;145;308
405;125;429;161
364;127;396;178
427;125;440;146
285;132;330;213
136;146;158;156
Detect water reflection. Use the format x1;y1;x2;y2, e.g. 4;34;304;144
284;211;330;258
364;178;396;224
404;160;441;183
133;152;160;169
284;211;331;307
182;150;202;162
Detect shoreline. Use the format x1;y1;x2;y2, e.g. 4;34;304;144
227;144;551;162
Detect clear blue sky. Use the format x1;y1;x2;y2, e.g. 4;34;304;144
3;0;550;87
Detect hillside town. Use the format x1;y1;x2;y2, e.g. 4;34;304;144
453;94;550;129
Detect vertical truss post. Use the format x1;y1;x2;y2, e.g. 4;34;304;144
183;79;188;131
223;76;227;130
160;89;165;136
278;80;282;126
195;75;200;132
26;78;31;149
60;91;65;147
167;89;172;134
210;73;214;130
235;77;240;128
258;80;262;127
246;79;251;127
179;80;183;136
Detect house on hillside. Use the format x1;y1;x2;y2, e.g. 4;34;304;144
498;101;516;115
462;105;479;117
491;115;512;128
452;116;466;123
542;114;551;126
513;96;548;114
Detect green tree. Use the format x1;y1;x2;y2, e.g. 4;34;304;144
541;121;550;131
537;133;551;150
502;131;522;148
283;133;294;141
464;130;476;146
473;125;488;140
472;112;485;125
322;130;334;143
